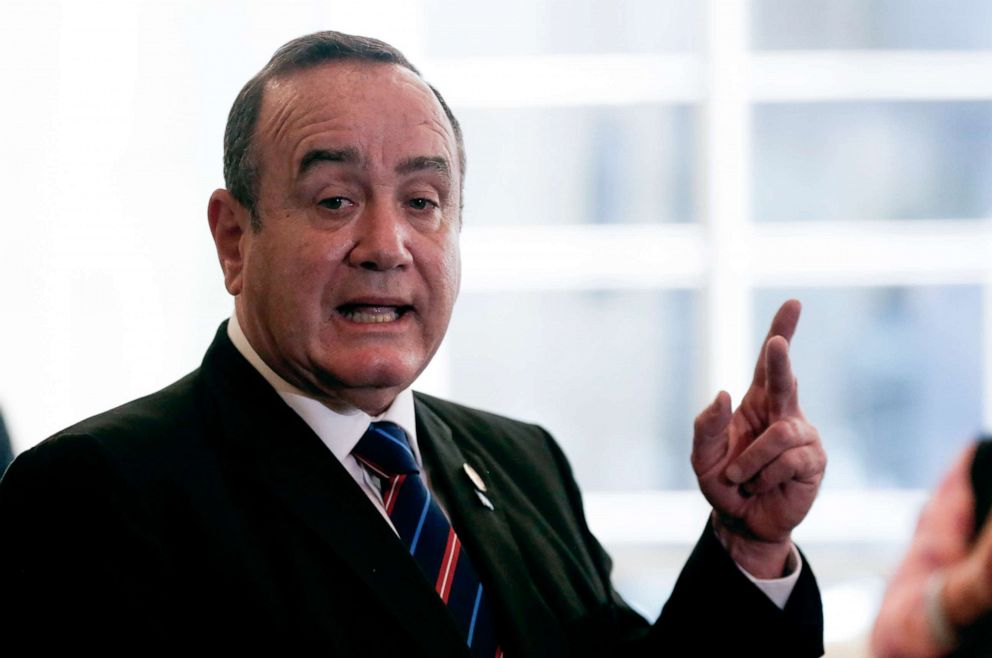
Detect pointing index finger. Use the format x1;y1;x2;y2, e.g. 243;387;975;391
765;335;797;420
751;299;801;388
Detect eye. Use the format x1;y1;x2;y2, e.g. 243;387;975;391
408;197;439;211
318;196;354;211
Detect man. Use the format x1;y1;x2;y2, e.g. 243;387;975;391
0;32;826;656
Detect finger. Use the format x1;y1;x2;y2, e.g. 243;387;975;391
751;299;802;387
766;298;802;345
691;391;732;473
740;444;826;496
725;417;816;484
765;335;797;420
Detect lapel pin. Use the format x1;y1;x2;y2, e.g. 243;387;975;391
462;463;488;492
475;490;495;511
463;463;494;510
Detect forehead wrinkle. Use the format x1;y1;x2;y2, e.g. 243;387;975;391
279;115;365;186
258;86;303;155
382;67;458;164
260;62;460;190
416;116;457;167
259;80;353;177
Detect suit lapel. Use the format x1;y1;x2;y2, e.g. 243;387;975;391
201;328;470;658
415;397;570;658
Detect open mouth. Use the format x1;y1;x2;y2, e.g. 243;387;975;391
336;304;413;324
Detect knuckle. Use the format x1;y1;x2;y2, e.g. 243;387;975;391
767;420;798;450
693;414;706;436
786;450;807;473
754;467;774;489
794;445;826;479
777;417;815;446
813;447;828;474
754;464;783;492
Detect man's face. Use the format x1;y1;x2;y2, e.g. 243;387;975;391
230;62;461;414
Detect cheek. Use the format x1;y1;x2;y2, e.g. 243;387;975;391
248;234;330;309
444;248;461;302
292;250;325;285
431;239;461;319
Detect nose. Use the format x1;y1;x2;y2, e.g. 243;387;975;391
346;200;413;271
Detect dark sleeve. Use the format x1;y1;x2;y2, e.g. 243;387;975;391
0;436;175;651
650;523;824;657
541;430;824;658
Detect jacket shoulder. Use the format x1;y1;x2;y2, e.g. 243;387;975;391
58;369;202;436
14;369;210;484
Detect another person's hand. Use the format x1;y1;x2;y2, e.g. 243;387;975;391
943;510;992;636
691;299;826;578
872;444;982;658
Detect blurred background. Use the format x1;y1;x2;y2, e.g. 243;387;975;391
1;0;991;654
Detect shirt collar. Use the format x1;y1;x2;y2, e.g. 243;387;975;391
226;313;421;468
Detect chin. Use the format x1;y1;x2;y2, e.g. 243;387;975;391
316;350;427;393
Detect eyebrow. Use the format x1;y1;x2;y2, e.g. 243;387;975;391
297;149;452;183
395;156;451;181
298;148;362;176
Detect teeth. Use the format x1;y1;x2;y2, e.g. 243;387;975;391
339;306;402;324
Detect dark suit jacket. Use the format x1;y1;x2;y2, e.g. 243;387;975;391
0;324;823;656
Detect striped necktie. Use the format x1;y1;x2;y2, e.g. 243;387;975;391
353;421;502;658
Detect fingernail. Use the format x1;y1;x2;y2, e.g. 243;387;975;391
726;464;742;483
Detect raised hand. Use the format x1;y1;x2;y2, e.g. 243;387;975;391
691;299;826;577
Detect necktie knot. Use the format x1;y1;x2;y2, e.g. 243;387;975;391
352;421;419;478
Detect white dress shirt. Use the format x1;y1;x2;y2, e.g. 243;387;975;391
227;313;800;609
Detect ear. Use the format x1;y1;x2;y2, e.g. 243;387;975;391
207;189;252;296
